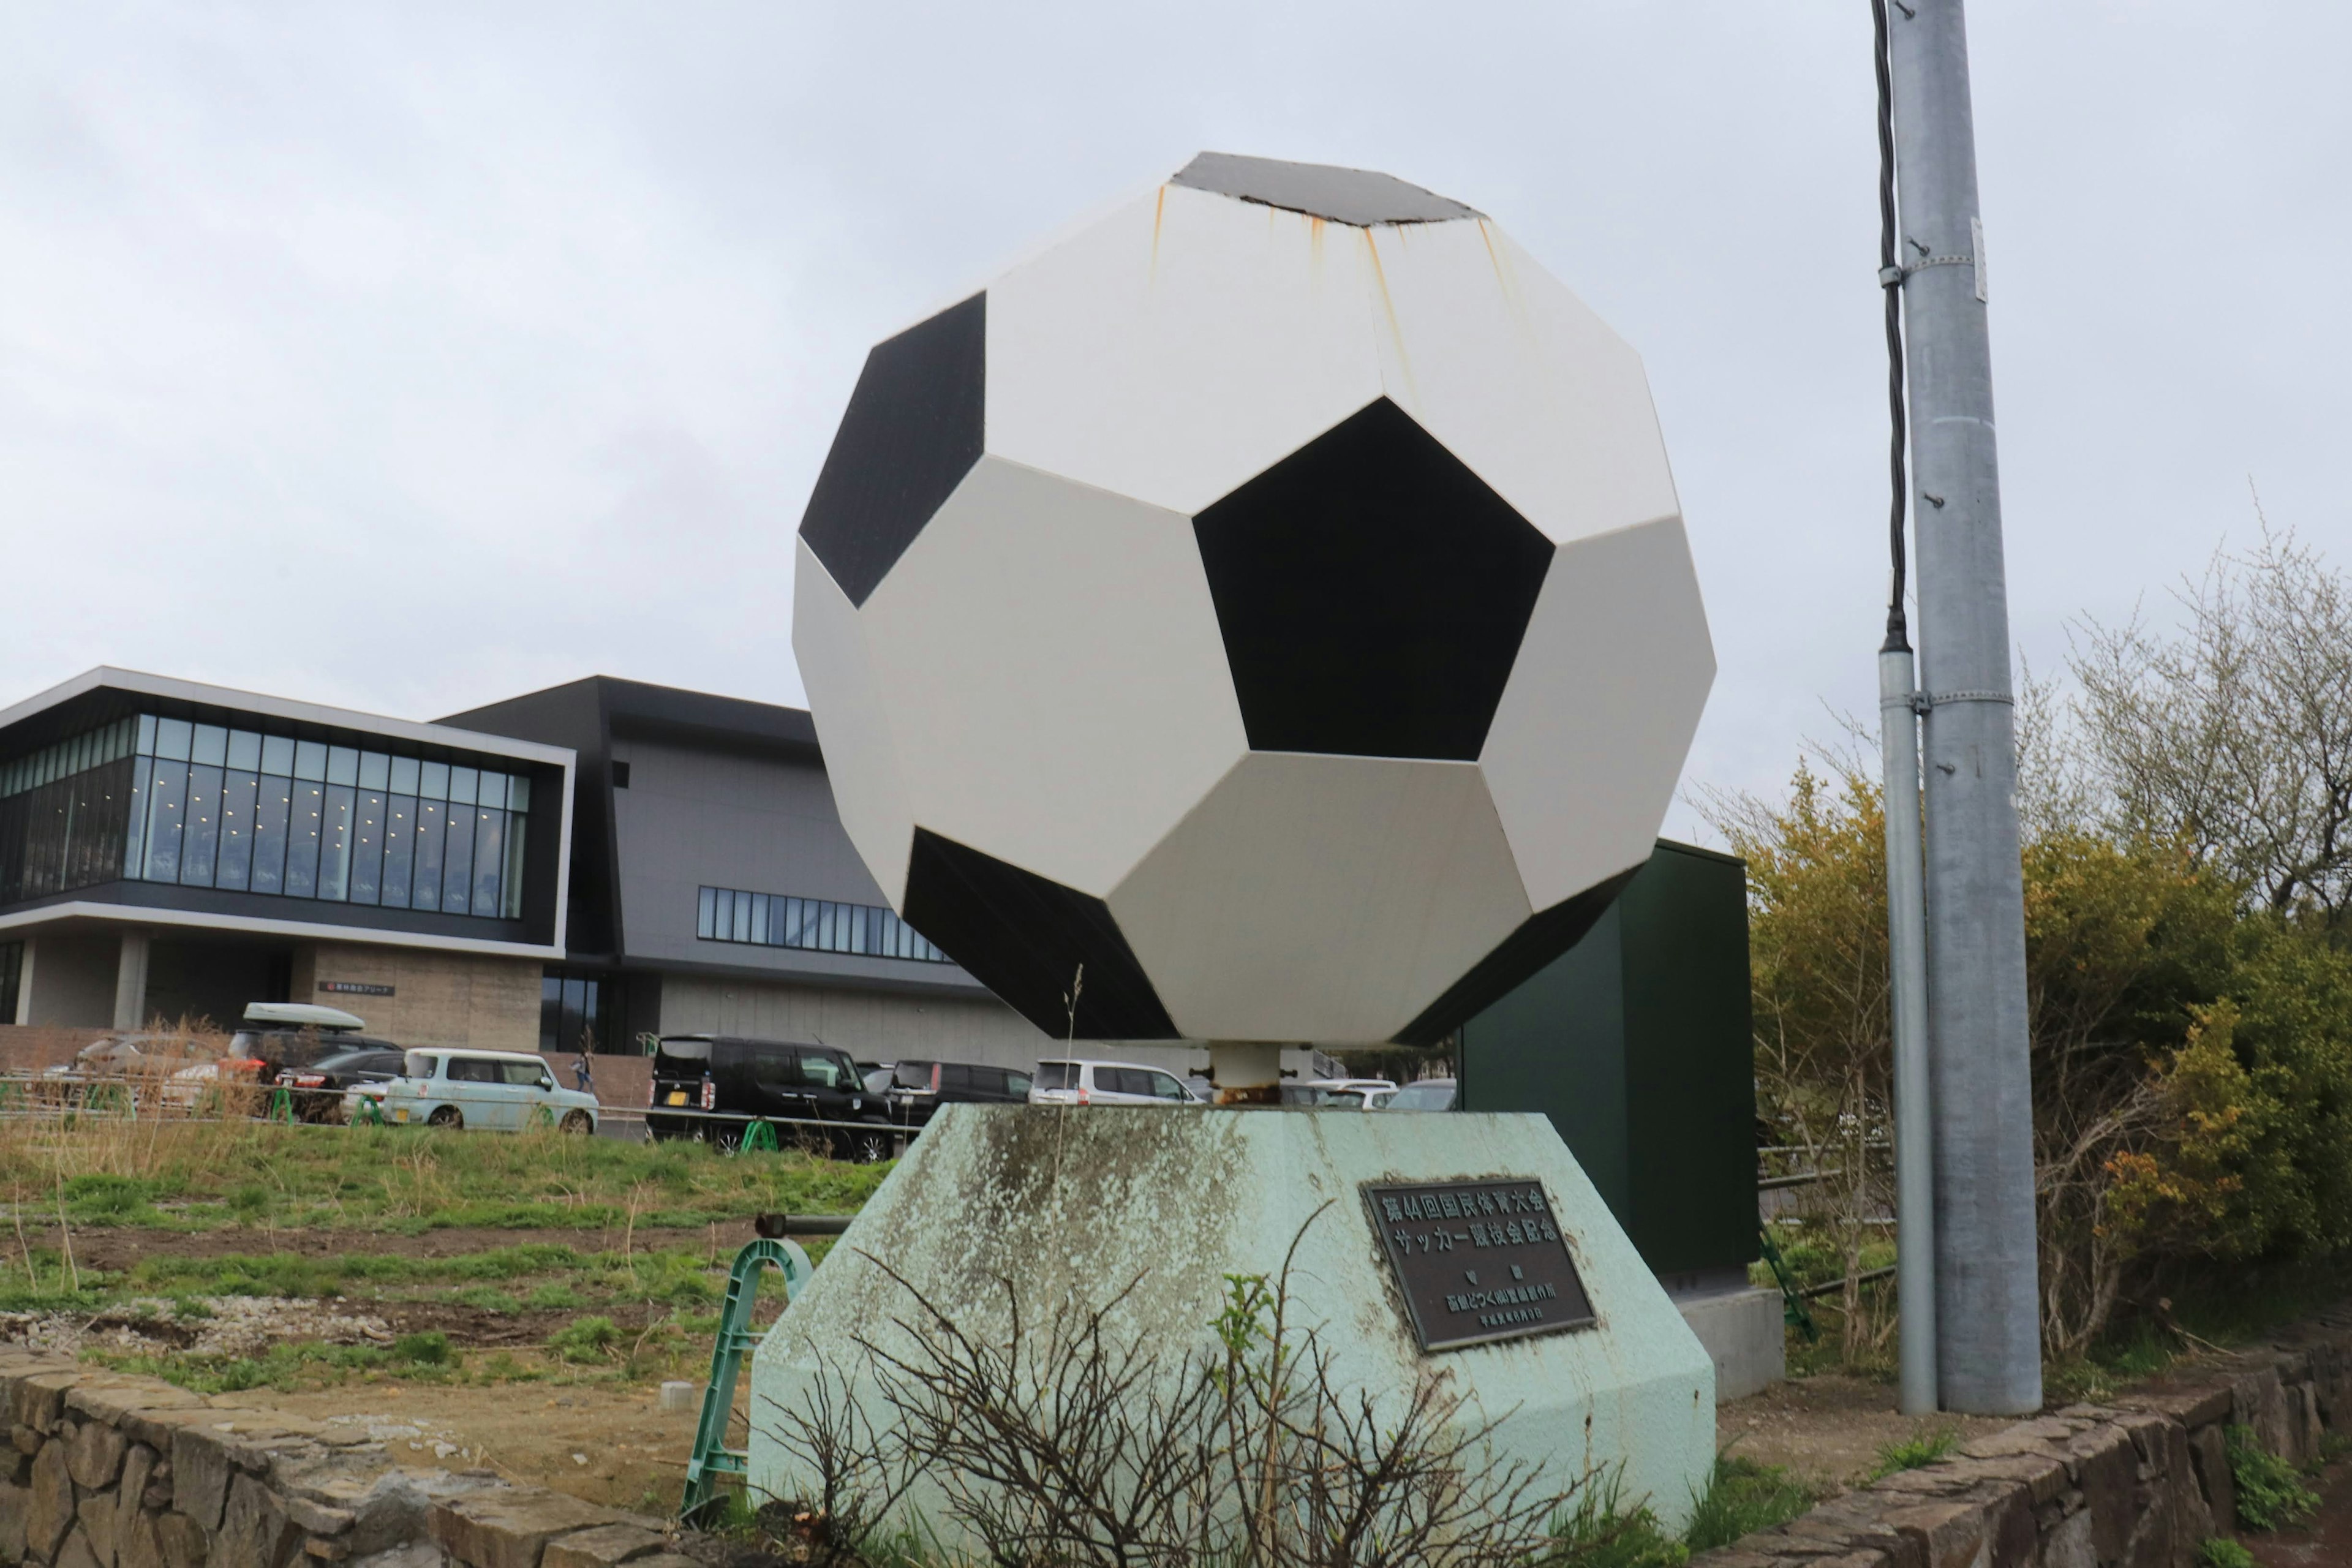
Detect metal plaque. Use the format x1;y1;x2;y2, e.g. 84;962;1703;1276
1362;1177;1597;1352
318;981;394;997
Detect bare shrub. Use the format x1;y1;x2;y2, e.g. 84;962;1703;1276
756;1214;1629;1568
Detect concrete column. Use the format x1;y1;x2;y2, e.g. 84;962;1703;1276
9;940;28;1026
112;929;151;1031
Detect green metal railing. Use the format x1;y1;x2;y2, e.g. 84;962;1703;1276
680;1234;813;1523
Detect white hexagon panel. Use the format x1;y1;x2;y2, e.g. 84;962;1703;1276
793;152;1714;1046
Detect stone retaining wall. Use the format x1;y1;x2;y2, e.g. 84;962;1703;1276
0;1352;692;1567
1696;1305;2352;1567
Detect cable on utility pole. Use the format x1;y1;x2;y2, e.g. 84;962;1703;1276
1871;0;1939;1418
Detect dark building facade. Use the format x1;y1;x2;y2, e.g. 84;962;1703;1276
440;677;1052;1065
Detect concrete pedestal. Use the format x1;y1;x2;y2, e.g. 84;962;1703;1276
750;1106;1715;1534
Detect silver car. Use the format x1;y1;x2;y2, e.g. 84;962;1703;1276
1029;1060;1202;1107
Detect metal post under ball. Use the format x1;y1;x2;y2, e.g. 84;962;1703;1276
761;153;1723;1536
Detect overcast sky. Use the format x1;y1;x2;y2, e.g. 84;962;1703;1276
5;2;2346;841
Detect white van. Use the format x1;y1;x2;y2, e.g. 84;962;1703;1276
370;1049;600;1133
1028;1060;1202;1107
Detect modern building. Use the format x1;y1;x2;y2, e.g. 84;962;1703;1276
438;676;1055;1066
0;668;575;1051
0;667;1393;1080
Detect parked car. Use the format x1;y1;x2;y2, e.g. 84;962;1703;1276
273;1046;409;1122
167;1003;382;1109
880;1060;1035;1131
1028;1060;1203;1107
1280;1078;1398;1110
367;1049;598;1133
1383;1078;1457;1111
645;1035;892;1161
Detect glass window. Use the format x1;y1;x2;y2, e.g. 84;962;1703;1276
154;718;192;762
293;741;327;782
121;760;146;877
797;1052;850;1089
216;771;258;892
317;784;355;900
388;755;420;795
142;759;187;882
251;775;291;894
477;773;505;810
445;1056;497;1084
1034;1062;1076;1091
179;764;223;886
750;893;769;944
502;1060;547;1087
412;799;445;910
471;809;503;918
284;781;325;897
1007;1071;1033;1098
136;715;156;756
448;766;478;807
349;790;387;905
502;821;527;919
731;891;752;943
381;794;415;907
227;730;261;772
260;735;295;777
440;802;474;915
506;775;530;813
697;887;716;940
539;976;564;1054
326;747;358;787
192;725;227;767
420;761;448;801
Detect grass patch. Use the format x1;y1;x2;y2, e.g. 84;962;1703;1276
1547;1472;1688;1567
1870;1423;1962;1480
549;1315;621;1364
2226;1424;2320;1532
1686;1455;1815;1550
0;1117;887;1235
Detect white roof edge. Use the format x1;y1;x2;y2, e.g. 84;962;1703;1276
0;901;564;962
0;667;574;769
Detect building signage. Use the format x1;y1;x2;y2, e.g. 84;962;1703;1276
1362;1178;1596;1352
318;982;395;997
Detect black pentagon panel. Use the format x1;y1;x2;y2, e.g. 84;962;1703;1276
797;292;986;607
902;827;1182;1042
1191;398;1554;761
1390;866;1642;1047
1170;153;1480;227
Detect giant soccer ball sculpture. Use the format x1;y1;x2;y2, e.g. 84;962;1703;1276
761;155;1720;1536
794;152;1713;1066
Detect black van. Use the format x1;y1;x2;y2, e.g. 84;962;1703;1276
881;1060;1035;1132
646;1035;892;1161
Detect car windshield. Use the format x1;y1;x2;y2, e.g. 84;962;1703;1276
314;1049;391;1072
1033;1062;1076;1091
1387;1080;1457;1111
892;1062;937;1091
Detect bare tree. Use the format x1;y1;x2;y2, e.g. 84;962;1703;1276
2073;525;2352;920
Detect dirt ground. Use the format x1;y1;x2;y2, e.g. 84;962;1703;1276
211;1374;718;1513
1716;1373;2014;1494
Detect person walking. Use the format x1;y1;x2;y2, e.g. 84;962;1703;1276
573;1052;595;1097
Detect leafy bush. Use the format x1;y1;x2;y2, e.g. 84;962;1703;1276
2224;1425;2319;1532
2199;1540;2256;1568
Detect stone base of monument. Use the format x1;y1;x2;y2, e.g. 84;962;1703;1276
749;1104;1715;1536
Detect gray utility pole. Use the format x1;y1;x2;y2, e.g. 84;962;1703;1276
1887;0;2041;1413
1880;642;1937;1415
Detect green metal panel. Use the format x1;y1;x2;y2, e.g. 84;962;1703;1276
1459;840;1757;1278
